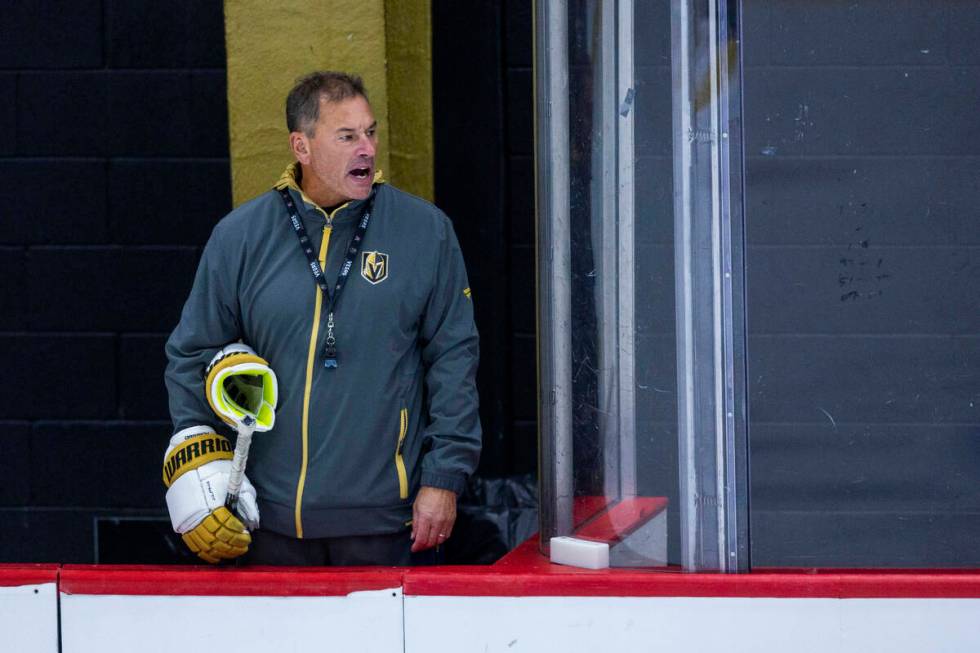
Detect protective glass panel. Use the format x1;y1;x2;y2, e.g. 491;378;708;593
540;0;682;568
743;0;980;567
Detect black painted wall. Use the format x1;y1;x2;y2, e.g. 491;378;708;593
0;0;536;564
432;0;536;478
0;1;230;562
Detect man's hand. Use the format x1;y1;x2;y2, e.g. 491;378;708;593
411;486;457;553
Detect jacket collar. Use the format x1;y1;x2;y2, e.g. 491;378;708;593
274;162;385;211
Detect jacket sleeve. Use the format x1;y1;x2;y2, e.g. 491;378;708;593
418;217;481;495
164;223;243;433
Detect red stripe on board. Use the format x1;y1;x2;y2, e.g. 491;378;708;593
492;537;564;570
60;565;404;597
404;538;980;598
0;564;58;588
40;549;980;599
404;569;980;598
404;570;827;598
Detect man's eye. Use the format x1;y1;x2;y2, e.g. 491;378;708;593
366;129;377;138
339;134;354;142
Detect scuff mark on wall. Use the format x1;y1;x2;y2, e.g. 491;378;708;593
794;103;809;143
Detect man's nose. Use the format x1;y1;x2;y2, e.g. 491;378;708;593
357;133;376;157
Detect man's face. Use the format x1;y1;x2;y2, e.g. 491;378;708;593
294;95;377;207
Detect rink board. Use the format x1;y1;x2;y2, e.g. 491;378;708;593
58;566;404;653
403;594;980;653
1;556;977;652
0;565;59;653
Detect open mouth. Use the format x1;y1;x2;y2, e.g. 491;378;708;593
349;166;372;180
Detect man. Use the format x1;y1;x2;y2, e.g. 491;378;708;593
163;71;481;565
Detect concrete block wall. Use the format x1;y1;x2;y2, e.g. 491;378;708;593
503;0;536;475
742;0;980;566
632;0;681;562
0;1;230;562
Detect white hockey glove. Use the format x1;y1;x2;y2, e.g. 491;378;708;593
163;426;260;563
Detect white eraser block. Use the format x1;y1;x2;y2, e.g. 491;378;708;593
550;536;610;569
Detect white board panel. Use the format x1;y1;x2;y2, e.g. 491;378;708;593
61;588;404;653
0;583;59;653
405;595;980;653
838;598;980;653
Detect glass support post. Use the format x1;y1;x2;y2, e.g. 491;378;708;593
595;0;637;503
536;0;574;543
670;0;749;571
616;0;637;500
596;0;622;500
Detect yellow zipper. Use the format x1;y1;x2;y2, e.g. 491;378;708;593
295;222;331;538
395;407;409;499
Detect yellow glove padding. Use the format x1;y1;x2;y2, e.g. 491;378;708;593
205;343;278;431
182;506;252;564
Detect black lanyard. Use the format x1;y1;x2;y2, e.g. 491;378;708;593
278;187;375;369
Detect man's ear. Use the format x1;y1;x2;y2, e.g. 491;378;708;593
290;132;311;164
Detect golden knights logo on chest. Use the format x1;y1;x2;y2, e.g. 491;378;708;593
361;251;389;284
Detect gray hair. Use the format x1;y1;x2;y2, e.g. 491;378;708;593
285;71;368;136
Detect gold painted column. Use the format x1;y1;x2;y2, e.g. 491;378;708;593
224;0;432;206
384;0;433;203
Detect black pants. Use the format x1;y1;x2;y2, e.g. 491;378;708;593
243;528;440;566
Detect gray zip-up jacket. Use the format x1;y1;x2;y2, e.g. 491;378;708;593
165;165;480;539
